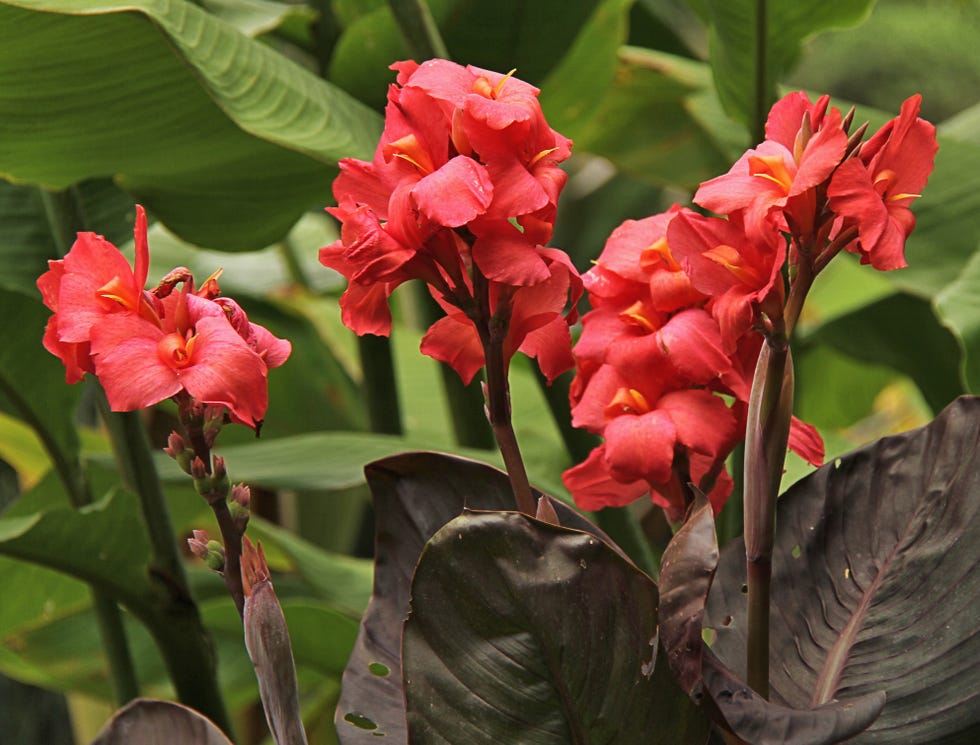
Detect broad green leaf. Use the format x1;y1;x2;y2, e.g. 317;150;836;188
704;0;875;130
90;698;233;745
329;0;617;110
537;0;633;138
336;452;607;744
808;292;965;414
706;396;980;744
793;344;900;431
935;248;980;394
404;510;709;744
0;0;381;250
556;47;732;189
890;137;980;299
201;0;315;38
0;489;151;609
0;288;82;500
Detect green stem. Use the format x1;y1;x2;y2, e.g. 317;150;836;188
98;404;187;584
91;593;141;704
387;0;449;59
752;0;769;145
356;334;404;435
97;398;232;734
39;188;142;707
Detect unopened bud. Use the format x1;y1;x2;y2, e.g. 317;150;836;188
241;537;309;745
187;529;226;572
164;431;194;474
203;406;226;448
229;484;251;533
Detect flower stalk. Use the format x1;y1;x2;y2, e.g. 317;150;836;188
742;333;793;699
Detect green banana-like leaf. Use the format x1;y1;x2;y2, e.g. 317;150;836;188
0;0;382;250
703;0;875;132
0;288;82;500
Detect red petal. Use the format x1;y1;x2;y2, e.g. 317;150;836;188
420;314;485;384
413;156;493;227
789;416;824;466
470;228;550;286
563;446;649;511
90;315;182;410
604;409;676;484
181;317;269;426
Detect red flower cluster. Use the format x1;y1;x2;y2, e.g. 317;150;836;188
320;59;580;382
38;207;290;427
564;92;936;521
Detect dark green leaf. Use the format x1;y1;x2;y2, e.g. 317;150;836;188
537;0;633;137
936;249;980;394
0;488;152;609
704;0;875;130
706;396;980;744
0;288;82;502
557;47;732;189
404;510;709;744
808;292;965;413
335;452;611;744
0;0;381;249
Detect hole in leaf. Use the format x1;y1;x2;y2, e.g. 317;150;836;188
722;615;733;627
368;662;390;677
740;583;748;594
344;713;378;730
702;627;717;646
791;544;802;559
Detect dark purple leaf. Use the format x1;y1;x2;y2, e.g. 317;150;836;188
706;395;980;744
659;495;718;695
335;452;610;744
658;496;882;744
403;510;709;744
89;698;232;745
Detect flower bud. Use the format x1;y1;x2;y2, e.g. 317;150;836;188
164;431;195;474
242;537;309;745
229;484;251;533
187;529;226;572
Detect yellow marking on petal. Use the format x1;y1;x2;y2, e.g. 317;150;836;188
889;192;921;201
704;244;761;286
641;237;680;272
603;387;652;420
96;276;138;311
529;147;558;168
604;387;652;420
493;69;517;97
748;153;794;193
383;134;434;174
619;300;658;333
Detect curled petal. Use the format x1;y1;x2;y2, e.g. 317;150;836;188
563;446;649;512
